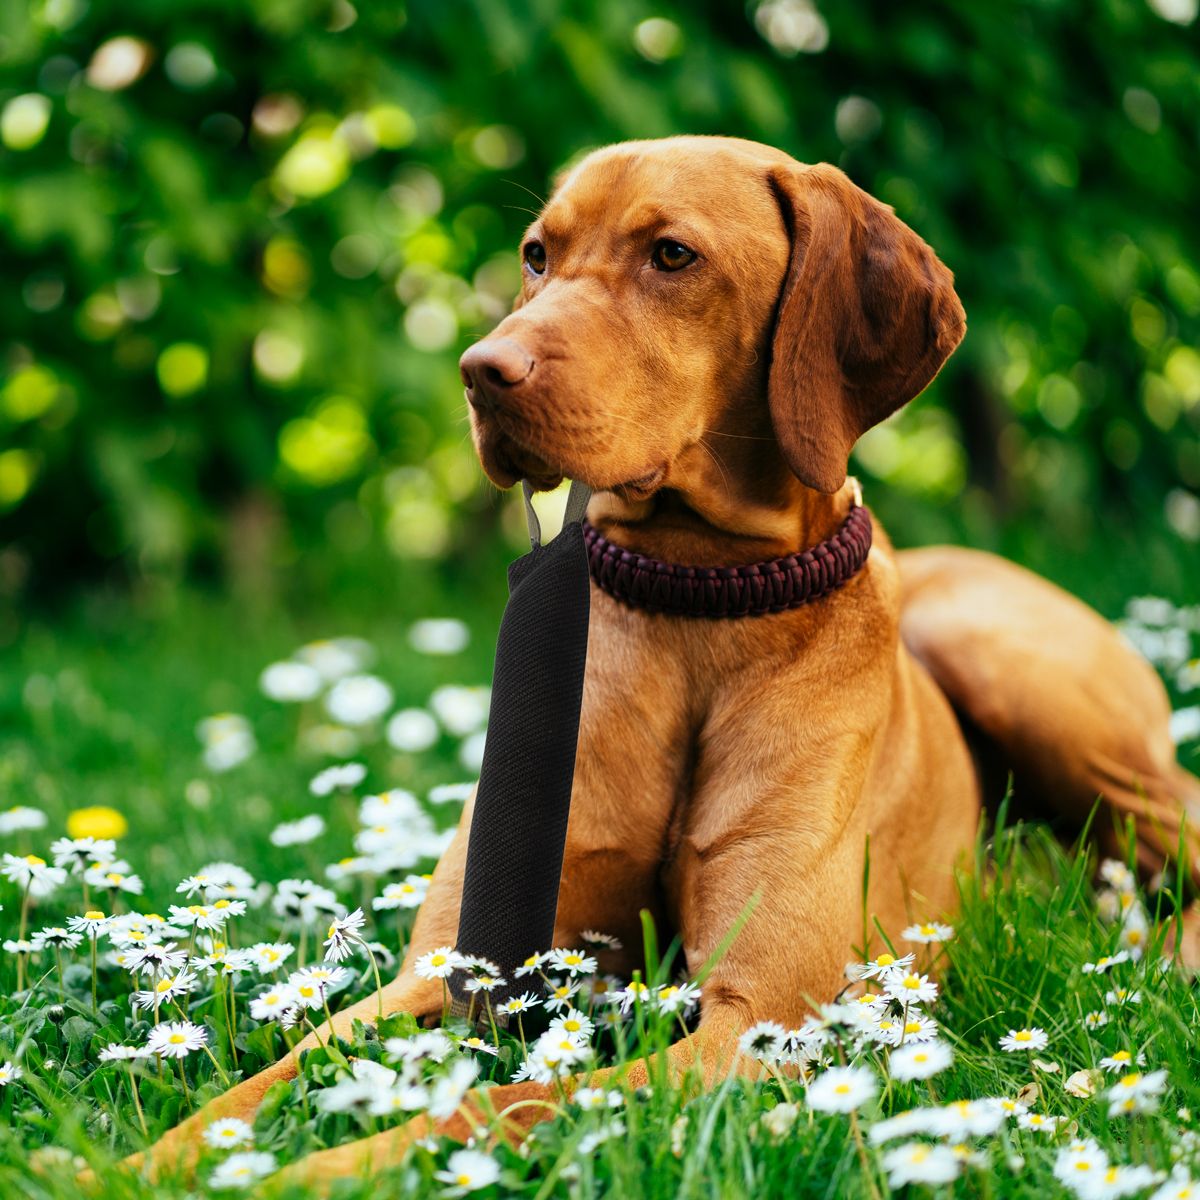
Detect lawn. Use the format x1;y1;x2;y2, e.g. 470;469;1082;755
1;576;1199;1200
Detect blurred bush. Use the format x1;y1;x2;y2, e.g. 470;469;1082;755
1;0;1198;608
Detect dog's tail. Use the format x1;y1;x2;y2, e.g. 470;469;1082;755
895;545;1200;887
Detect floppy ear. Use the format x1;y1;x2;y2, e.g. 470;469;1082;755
766;163;966;493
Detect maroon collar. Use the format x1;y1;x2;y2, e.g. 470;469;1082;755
582;504;872;619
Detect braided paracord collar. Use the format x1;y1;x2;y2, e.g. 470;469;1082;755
582;502;872;619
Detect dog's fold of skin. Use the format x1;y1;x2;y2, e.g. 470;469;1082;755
125;136;1200;1188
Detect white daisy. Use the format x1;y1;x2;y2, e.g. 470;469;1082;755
146;1020;208;1059
386;709;440;752
0;806;47;835
309;762;367;797
67;910;112;939
498;992;541;1017
1104;986;1141;1006
1082;952;1130;975
547;947;598;976
259;660;322;702
269;815;326;847
0;1061;23;1086
890;1039;953;1081
428;782;475;806
373;875;430;911
999;1027;1049;1053
209;1150;277;1190
1017;1112;1060;1132
1098;1049;1146;1073
50;836;117;873
323;907;367;962
434;1148;500;1194
854;950;915;980
414;946;465;980
882;968;938;1005
409;618;469;656
882;1142;961;1187
806;1065;877;1113
203;1117;255;1149
2;852;67;897
248;941;295;974
901;921;954;944
98;1044;153;1062
249;986;299;1021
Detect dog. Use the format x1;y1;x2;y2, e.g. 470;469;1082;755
129;135;1200;1185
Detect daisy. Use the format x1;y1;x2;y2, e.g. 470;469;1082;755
547;948;598;976
899;1013;940;1043
1106;1069;1168;1116
146;1020;208;1059
1099;1049;1146;1073
209;1150;277;1190
868;1108;941;1145
258;660;322;702
580;930;623;951
1018;1111;1060;1132
32;926;83;952
323;907;367;962
248;942;295;974
415;946;465;980
514;951;547;977
458;1035;501;1057
902;921;954;944
1083;1010;1110;1031
50;836;117;873
434;1148;500;1195
3;939;34;955
0;806;47;835
373;875;430;911
125;942;188;977
544;979;581;1011
1082;952;1130;975
498;992;541;1017
0;1061;22;1086
890;1039;953;1081
865;1015;905;1047
930;1098;1009;1138
83;865;144;895
614;980;651;1013
883;969;939;1005
1150;1171;1199;1200
882;1142;961;1187
429;684;490;736
385;1031;453;1063
854;950;915;980
999;1027;1049;1053
1104;986;1141;1006
203;1118;255;1150
98;1044;153;1062
654;982;701;1015
250;986;299;1022
806;1065;878;1113
574;1086;623;1110
325;674;393;726
67;910;112;938
133;971;197;1011
167;903;227;931
463;973;504;994
309;762;367;797
288;964;347;1008
549;1009;594;1039
2;853;67;897
386;708;440;752
269;815;326;847
428;782;475;806
1099;859;1137;893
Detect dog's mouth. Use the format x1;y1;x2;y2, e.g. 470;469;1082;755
473;409;668;500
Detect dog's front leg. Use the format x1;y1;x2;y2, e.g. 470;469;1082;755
118;802;479;1182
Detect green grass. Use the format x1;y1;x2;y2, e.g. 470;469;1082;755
1;582;1198;1200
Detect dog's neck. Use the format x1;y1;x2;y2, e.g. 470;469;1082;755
586;433;856;569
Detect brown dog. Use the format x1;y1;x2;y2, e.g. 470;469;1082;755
132;136;1200;1185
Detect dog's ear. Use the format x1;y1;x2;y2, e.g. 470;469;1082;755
766;163;966;493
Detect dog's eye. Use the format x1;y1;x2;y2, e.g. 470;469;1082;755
651;239;697;272
523;241;547;275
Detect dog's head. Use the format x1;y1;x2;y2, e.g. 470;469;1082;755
461;136;964;501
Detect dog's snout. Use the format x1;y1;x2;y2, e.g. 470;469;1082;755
459;338;535;409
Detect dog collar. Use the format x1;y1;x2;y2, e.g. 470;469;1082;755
582;499;872;619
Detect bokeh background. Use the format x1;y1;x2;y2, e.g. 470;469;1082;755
2;0;1199;641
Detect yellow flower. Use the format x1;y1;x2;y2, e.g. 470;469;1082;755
66;806;128;840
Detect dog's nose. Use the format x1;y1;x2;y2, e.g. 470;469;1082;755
460;338;534;409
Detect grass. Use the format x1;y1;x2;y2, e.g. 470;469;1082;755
1;575;1198;1200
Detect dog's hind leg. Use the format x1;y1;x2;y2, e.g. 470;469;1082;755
896;546;1200;882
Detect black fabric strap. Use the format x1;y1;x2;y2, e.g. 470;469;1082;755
452;480;592;1011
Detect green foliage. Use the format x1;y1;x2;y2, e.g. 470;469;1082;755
0;0;1198;607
